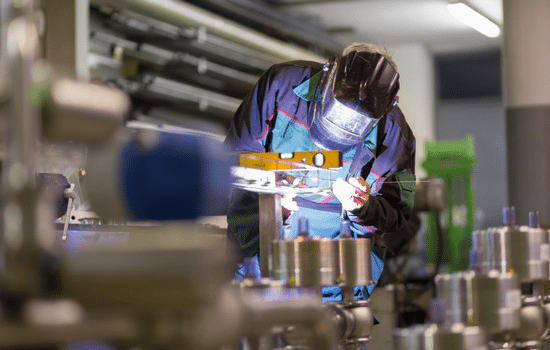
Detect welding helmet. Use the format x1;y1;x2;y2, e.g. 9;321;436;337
308;51;400;153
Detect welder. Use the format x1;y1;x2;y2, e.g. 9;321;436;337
225;42;416;302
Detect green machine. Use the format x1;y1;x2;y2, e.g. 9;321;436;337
421;134;476;272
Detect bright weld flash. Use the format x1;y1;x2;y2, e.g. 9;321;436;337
447;2;501;38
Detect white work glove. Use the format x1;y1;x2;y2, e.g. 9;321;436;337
333;177;370;212
281;192;298;215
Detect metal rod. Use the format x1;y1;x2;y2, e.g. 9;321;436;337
89;0;328;63
259;193;282;278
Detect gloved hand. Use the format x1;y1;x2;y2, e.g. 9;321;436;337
333;177;370;211
281;192;298;216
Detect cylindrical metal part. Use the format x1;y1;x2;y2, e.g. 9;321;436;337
393;324;437;350
495;225;549;282
414;177;448;212
394;324;487;350
471;271;521;333
434;271;475;327
43;78;130;142
63;225;231;311
470;229;496;273
270;237;339;287
259;193;282;278
529;211;541;228
298;216;310;236
271;238;296;284
509;296;546;342
503;206;516;226
471;223;550;283
541;299;550;348
86;128;234;220
432;324;487;350
340;219;351;236
338;238;373;287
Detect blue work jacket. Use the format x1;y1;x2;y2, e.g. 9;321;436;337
225;60;416;298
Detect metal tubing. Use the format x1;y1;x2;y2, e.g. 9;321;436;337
245;296;335;350
259;193;282;277
89;0;328;63
1;0;46;296
4;1;40;192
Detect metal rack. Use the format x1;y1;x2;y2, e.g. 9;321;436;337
86;0;338;132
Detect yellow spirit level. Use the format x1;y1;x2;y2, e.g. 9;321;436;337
239;150;342;171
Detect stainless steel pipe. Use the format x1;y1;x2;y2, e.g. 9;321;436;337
89;0;328;63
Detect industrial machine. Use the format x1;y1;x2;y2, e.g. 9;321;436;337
393;206;550;350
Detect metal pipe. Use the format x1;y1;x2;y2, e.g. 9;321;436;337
259;193;282;277
244;293;335;350
89;0;328;63
1;0;45;297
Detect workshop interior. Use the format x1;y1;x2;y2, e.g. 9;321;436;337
1;0;549;349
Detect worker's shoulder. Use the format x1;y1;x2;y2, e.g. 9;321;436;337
267;60;324;78
385;105;415;142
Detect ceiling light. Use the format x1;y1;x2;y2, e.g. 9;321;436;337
447;2;501;38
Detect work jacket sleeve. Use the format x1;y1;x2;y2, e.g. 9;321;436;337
224;65;289;257
351;107;416;234
223;66;282;153
224;70;274;257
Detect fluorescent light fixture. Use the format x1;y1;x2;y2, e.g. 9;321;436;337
447;2;501;38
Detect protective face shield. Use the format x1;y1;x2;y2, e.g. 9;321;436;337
308;51;400;153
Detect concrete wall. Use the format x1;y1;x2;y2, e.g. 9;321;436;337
390;43;436;179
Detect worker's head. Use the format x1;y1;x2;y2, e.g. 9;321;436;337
308;43;400;153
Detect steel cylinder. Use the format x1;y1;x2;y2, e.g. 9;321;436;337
495;225;549;282
434;271;475;326
435;270;521;334
394;324;487;350
470;229;497;273
43;78;130;142
270;236;339;287
414;177;448;212
470;225;549;283
470;270;521;333
432;324;487;350
338;237;373;287
393;324;437;350
63;225;231;311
